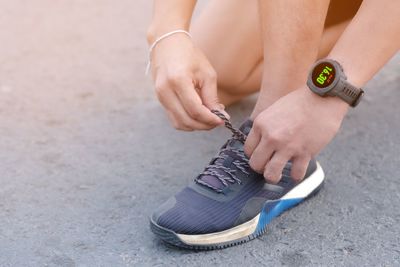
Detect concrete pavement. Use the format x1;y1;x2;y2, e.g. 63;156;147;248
0;1;399;266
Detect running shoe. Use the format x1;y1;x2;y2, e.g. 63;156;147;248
150;111;325;250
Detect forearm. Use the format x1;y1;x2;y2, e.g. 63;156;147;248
253;0;330;115
328;0;400;88
147;0;197;44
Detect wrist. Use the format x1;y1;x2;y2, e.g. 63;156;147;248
326;54;367;89
302;87;349;118
147;23;190;45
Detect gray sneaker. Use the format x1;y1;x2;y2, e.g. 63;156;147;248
150;112;325;250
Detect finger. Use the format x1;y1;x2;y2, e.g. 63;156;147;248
213;103;231;120
158;87;215;131
214;106;230;120
244;128;261;157
199;71;218;109
169;97;217;131
199;72;230;119
175;78;223;126
290;156;311;182
165;110;193;131
264;151;291;184
248;139;275;173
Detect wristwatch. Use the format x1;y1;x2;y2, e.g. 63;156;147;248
307;59;364;107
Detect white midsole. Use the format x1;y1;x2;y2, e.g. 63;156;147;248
176;162;325;246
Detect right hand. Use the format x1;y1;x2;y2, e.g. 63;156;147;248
149;33;228;131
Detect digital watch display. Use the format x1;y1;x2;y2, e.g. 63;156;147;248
311;62;336;89
307;59;364;107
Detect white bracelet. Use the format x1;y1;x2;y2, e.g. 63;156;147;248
145;29;192;75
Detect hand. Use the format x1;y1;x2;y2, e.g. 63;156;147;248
150;33;227;131
244;87;349;183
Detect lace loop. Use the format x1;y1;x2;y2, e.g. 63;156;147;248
211;110;247;142
195;111;250;193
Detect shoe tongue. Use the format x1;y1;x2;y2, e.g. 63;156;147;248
197;118;253;192
238;118;253;136
226;118;253;148
199;174;226;192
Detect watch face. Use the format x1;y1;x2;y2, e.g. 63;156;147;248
311;61;336;89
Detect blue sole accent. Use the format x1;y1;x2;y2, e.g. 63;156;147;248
255;198;303;233
150;179;324;250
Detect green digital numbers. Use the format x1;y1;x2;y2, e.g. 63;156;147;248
316;66;333;85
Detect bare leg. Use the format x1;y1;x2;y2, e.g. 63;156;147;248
251;0;330;117
191;0;359;106
191;0;263;105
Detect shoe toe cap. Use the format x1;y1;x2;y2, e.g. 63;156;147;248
151;196;177;225
151;196;204;234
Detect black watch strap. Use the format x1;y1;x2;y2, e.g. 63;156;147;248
333;79;364;107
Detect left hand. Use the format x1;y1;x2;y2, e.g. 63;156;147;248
244;87;349;183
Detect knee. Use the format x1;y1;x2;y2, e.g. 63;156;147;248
217;84;250;107
215;61;262;104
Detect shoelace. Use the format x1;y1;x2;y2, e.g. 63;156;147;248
194;110;249;193
211;110;247;142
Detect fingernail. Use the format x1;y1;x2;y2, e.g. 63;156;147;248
220;109;230;120
265;174;281;184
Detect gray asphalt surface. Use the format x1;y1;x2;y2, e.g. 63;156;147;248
0;1;399;266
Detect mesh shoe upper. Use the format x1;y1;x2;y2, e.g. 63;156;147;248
151;117;317;235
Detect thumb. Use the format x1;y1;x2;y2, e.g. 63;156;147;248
201;74;230;120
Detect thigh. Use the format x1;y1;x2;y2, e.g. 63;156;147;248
191;0;263;102
192;0;361;106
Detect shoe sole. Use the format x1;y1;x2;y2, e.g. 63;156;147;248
150;162;325;250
